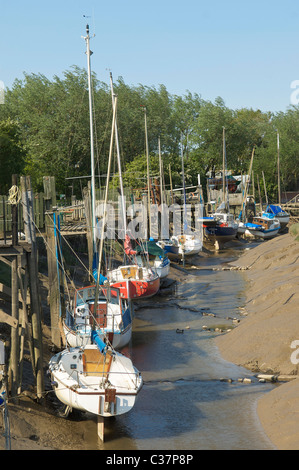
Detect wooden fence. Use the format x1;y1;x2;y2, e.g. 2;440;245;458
0;192;45;239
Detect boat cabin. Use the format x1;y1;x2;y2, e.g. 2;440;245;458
72;285;121;328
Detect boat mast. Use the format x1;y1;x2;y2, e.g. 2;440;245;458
93;97;117;317
158;136;164;205
222;127;229;211
181;133;187;232
240;147;255;221
277;131;281;205
83;24;97;251
143;106;151;236
109;72;127;237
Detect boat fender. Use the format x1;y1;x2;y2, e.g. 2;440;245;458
91;330;107;354
51;381;58;388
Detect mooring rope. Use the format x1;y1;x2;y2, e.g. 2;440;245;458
7;185;21;205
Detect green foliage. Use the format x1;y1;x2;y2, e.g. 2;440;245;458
0;67;299;202
0;118;26;193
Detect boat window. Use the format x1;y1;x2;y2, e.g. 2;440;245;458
74;285;119;306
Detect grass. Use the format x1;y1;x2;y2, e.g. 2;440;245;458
290;223;299;242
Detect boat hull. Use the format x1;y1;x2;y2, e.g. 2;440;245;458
204;225;238;243
107;265;160;300
111;277;160;300
153;258;170;279
49;346;142;418
245;227;280;239
63;321;132;350
170;235;202;257
238;218;280;239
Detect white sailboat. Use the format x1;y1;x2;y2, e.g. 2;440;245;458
170;135;202;257
50;25;142;442
203;128;238;249
262;133;289;231
61;29;133;349
63;284;132;350
135;238;170;279
48;331;142;439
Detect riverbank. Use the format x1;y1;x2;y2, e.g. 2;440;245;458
215;230;299;450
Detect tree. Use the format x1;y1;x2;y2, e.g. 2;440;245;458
0;119;26;193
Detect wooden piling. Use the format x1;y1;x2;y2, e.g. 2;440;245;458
20;176;44;399
45;211;61;350
97;416;105;442
9;175;19;403
9;252;19;402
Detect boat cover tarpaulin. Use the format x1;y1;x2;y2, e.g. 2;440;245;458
265;205;285;215
244;222;263;228
136;240;166;257
92;270;108;284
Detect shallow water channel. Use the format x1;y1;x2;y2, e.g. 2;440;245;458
83;243;276;450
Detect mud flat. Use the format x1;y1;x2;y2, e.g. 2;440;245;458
215;231;299;450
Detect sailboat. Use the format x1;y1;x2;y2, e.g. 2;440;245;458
63;284;132;350
106;234;161;299
135;238;170;279
237;147;280;239
167;135;202;257
62;27;132;349
202;128;238;248
48;330;142;431
201;204;238;247
50;25;142;443
262;133;289;232
104;78;160;300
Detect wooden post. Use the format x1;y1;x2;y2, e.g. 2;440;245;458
97;416;105;442
257;175;263;214
9;254;19;402
11;175;18;247
9;175;19;402
43;176;57;211
45;211;61;349
169;164;174;205
17;259;36;393
20;176;44;400
262;171;268;207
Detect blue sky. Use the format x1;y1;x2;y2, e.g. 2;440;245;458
1;0;299;112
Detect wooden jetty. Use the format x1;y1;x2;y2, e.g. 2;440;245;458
0;175;44;403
